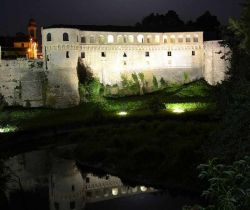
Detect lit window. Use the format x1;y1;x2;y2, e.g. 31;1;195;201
108;35;114;43
192;51;195;56
112;188;119;196
168;51;172;56
81;36;86;43
101;52;106;57
47;33;52;42
81;52;85;58
66;51;69;58
70;201;75;209
155;35;160;43
145;52;150;57
63;33;69;41
128;35;134;43
137;35;144;43
123;52;127;57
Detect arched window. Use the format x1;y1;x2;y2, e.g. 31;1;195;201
63;33;69;41
99;35;105;44
155;35;160;43
137;35;144;43
147;36;152;43
117;35;123;44
108;35;114;43
128;35;134;43
170;35;175;43
47;33;52;42
163;35;168;43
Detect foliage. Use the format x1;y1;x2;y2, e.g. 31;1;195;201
206;0;250;161
152;75;158;91
147;97;164;114
183;72;190;84
228;0;250;54
77;58;93;84
186;157;250;210
160;77;167;89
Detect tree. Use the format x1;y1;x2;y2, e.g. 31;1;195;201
184;157;250;210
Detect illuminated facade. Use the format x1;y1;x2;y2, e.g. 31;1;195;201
42;26;229;86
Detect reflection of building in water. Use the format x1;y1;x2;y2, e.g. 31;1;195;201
5;150;155;210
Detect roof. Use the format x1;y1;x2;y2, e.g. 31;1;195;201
43;24;203;33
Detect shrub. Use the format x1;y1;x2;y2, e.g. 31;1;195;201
152;75;158;91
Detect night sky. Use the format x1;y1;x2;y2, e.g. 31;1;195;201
0;0;243;36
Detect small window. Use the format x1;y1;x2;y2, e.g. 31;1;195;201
90;36;95;43
168;51;172;56
123;36;127;43
81;36;86;43
54;202;59;210
70;201;75;209
124;61;127;65
123;53;127;57
66;51;69;58
77;36;78;42
193;35;199;42
170;36;175;43
86;177;90;183
72;185;75;192
47;33;52;42
63;33;69;41
192;51;195;56
186;37;191;43
163;38;167;43
101;52;106;57
145;52;150;57
108;35;114;43
81;52;85;58
178;37;183;43
21;43;24;48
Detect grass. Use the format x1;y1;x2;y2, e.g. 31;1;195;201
0;79;216;131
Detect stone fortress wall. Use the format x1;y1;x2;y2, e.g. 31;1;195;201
0;27;230;108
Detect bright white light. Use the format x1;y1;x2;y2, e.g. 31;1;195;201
140;186;147;192
0;125;18;133
117;111;128;116
112;188;119;196
172;108;185;113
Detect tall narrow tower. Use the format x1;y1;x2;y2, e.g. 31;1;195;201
28;18;37;41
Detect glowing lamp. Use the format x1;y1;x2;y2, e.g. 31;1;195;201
172;108;185;113
117;111;128;116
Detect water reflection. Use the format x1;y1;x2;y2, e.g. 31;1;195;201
5;149;155;210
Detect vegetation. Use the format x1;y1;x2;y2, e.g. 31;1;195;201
186;1;250;209
184;157;250;210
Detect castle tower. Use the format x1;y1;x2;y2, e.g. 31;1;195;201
49;158;86;210
41;27;80;108
28;18;37;41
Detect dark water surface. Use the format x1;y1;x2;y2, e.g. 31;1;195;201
3;145;200;210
